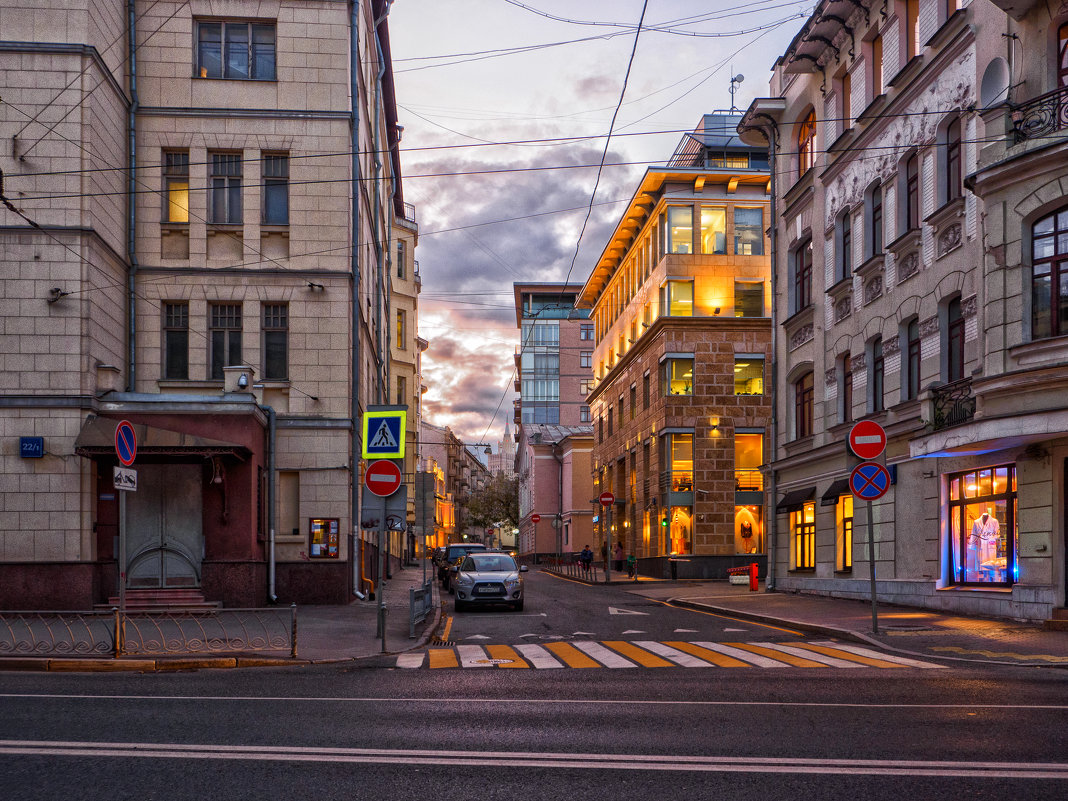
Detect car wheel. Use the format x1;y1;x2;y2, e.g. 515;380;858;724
513;598;524;612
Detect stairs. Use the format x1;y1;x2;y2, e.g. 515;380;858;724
96;589;221;611
1044;608;1068;632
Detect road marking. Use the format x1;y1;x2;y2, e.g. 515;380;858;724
690;641;785;667
633;641;714;668
456;645;494;668
609;607;649;615
485;644;527;668
543;641;601;668
571;641;638;668
427;648;458;669
723;628;748;632
514;644;564;669
396;653;424;669
648;598;802;635
667;641;753;668
793;642;912;669
721;642;825;667
602;641;673;668
809;642;947;669
674;628;698;633
753;642;864;668
465;635;490;640
930;646;1068;663
621;629;646;634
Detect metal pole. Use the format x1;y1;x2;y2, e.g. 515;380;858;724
378;495;387;651
605;504;612;583
119;490;127;613
867;499;879;635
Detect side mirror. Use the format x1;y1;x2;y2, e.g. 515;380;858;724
519;565;529;573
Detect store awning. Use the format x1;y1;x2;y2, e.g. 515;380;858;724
74;415;250;458
776;486;815;512
820;479;850;506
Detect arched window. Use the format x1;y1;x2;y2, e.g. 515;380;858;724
794;371;814;439
1059;23;1068;88
946;296;965;381
1032;206;1068;339
797;109;816;176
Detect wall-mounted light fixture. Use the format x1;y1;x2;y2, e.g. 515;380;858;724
237;373;248;389
47;287;71;304
306;281;325;291
714;307;721;315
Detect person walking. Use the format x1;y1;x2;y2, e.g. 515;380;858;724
613;541;624;572
579;545;593;576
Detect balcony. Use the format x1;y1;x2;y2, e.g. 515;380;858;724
1012;85;1068;144
929;377;977;431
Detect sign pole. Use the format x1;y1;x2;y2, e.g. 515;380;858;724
119;491;126;614
605;504;612;583
867;499;878;635
378;494;387;651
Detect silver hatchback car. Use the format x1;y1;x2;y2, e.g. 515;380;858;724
453;551;528;612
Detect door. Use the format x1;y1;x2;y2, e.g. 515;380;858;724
125;464;203;588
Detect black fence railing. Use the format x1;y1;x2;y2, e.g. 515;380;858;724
1012;85;1068;144
931;377;976;431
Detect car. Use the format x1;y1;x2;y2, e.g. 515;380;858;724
436;542;488;589
452;550;528;612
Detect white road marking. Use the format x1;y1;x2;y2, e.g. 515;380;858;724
464;635;490;640
754;642;863;668
608;607;649;615
455;645;493;668
514;644;564;669
395;653;424;669
810;641;947;669
571;641;637;668
634;641;714;667
572;631;598;636
622;629;646;634
723;628;748;632
691;641;789;668
674;628;698;633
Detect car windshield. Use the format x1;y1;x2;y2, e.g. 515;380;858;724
464;554;517;573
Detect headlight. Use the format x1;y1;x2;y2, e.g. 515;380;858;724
504;575;521;588
457;573;475;586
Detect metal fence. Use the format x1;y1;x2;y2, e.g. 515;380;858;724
0;606;297;659
543;556;601;582
409;579;434;638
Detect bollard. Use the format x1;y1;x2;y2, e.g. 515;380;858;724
749;561;758;592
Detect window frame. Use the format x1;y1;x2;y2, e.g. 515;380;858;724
793;240;813;313
1031;205;1068;339
797;109;816;177
839;351;853;424
946;296;965;382
163;302;189;380
836;208;852;281
794;371;814;439
209;302;242;381
733;206;765;256
869;336;885;413
905;152;920;231
195;19;277;81
262;302;288;380
661;357;695;397
792;501;816;570
905;318;921;400
163;151;190;224
945;116;962;205
262;153;289;225
209;152;243;225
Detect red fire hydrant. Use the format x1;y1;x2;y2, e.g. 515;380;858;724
748;561;758;591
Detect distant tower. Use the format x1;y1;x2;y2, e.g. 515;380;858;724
489;420;516;477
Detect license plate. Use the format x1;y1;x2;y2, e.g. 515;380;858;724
476;586;501;594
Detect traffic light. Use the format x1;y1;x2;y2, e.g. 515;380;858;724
660;515;667;527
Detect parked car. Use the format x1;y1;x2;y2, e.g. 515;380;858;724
436;542;488;588
452;551;528;612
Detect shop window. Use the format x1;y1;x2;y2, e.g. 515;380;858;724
836;494;853;571
735;505;763;554
661;357;694;396
1031;205;1068;340
734;357;764;396
700;206;727;254
163;151;189;223
947;466;1017;585
792;501;816;570
668;506;693;555
734;207;764;255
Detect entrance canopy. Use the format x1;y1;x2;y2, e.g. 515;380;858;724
74;415;250;459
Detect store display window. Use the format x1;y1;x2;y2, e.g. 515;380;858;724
946;466;1016;585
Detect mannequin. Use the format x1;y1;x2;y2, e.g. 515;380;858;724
968;508;1000;579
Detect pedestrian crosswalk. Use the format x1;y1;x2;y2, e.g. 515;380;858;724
395;640;946;670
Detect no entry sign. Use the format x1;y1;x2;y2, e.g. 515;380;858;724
531;514;541;524
364;460;402;497
599;492;615;506
848;420;886;460
850;462;891;501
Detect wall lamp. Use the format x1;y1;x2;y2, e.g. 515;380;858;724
714;307;721;315
47;287;71;304
237;373;249;389
306;281;325;291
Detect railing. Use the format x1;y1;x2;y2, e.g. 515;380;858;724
0;607;298;659
931;377;976;431
409;578;434;639
660;470;694;493
542;556;601;583
1012;85;1068;144
735;469;763;492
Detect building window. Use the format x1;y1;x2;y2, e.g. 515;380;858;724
660;280;694;317
734;207;764;256
163;302;189;380
905;153;920;231
580;351;592;368
792;501;816;570
261;154;289;225
580;405;591;423
869;337;884;413
734;357;764;395
905;318;921;400
397;309;406;348
836;209;852;280
262;303;288;380
735;281;764;317
662;357;694;396
945;117;962;204
797;109;816;176
839;352;852;424
618;396;624;428
196;20;276;80
607;406;613;436
1059;24;1068;88
598;415;604;443
836;494;853;571
397;240;406;279
866;182;883;258
700;206;727;254
209;152;242;224
871;34;883;96
946;297;965;381
642;371;650;409
793;240;813;313
629;385;636;420
1032;206;1068;339
580;378;594;396
947;465;1016;585
667;206;693;253
905;0;920;61
668;433;693;491
210;303;242;380
580;323;594;340
734;432;763;492
794;371;814;439
163;152;189;223
396;375;406;406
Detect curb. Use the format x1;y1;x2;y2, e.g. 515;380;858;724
0;656;311;673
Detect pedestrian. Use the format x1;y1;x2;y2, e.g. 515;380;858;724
579;544;593;575
614;541;624;572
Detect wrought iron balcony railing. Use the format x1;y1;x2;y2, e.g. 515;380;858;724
1012;85;1068;144
930;377;976;431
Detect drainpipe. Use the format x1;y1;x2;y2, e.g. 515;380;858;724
126;0;139;389
372;17;390;405
350;0;364;597
264;404;278;602
764;120;780;592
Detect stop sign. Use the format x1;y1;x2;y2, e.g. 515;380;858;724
531;514;541;523
599;491;615;506
365;460;402;496
848;420;887;460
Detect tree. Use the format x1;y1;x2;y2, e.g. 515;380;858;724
466;472;519;531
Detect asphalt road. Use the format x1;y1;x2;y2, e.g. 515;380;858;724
2;571;1066;800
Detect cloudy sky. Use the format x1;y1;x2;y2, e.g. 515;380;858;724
388;0;810;447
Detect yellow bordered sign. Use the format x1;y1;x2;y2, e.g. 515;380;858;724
361;407;406;459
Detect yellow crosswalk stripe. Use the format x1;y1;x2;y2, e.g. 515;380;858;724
544;641;601;668
485;644;529;668
789;642;905;668
602;641;673;667
428;648;458;669
666;641;752;667
724;642;828;667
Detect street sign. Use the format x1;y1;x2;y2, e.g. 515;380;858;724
850;461;891;501
365;459;402;497
19;436;44;458
531;514;541;524
115;420;137;466
361;407;406;459
848;420;886;460
113;466;137;492
599;492;615;506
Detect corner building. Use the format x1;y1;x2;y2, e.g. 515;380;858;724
576;115;772;578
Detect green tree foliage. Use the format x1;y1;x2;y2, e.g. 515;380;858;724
466;472;519;531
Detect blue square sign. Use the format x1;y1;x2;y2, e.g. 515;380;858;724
361;407;406;459
20;437;44;459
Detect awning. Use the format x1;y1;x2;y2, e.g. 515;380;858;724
820;479;850;506
776;486;815;512
74;415;250;458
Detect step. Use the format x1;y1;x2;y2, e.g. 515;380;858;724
1043;619;1068;632
1049;607;1068;620
96;589;222;611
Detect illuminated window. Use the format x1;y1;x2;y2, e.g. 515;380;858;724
668;433;693;492
660;280;693;317
836;494;853;571
797;109;816;176
196;20;276;80
734;433;763;492
397;309;406;348
667;206;693;254
661;357;694;396
792;502;816;570
947;466;1017;585
735;281;764;317
163;151;189;223
734;357;764;396
734;207;764;255
700;206;726;254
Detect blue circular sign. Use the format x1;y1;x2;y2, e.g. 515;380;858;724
850;462;890;501
115;420;137;466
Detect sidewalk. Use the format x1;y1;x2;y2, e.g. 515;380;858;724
628;579;1068;668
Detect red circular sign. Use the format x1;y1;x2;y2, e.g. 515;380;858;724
848;420;887;460
365;460;402;497
531;514;541;524
599;492;615;506
850;461;891;501
115;420;137;466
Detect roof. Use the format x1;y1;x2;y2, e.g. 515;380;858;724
524;424;594;446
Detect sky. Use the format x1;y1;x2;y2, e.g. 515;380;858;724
388;0;811;448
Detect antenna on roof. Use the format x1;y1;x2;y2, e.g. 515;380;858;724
729;72;744;112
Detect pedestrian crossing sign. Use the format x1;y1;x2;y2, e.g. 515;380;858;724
361;407;406;459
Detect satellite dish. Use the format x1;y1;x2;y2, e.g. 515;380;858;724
980;57;1010;107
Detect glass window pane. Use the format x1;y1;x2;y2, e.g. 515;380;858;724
700;206;726;254
166;180;189;223
993;467;1009;495
211;179;225;223
735;282;763;317
225;24;250;79
978;469;992;496
1034;235;1056;260
1059;271;1068;332
251;24;276;79
165;331;188;379
734;358;764;395
1034;214;1055;235
228;331;242;368
264;181;288;224
227;179;242;223
1033;274;1052;339
734;207;764;256
668;207;693;254
963;472;977;498
949;477;959;501
198;23;222;78
668;281;693;316
264;330;287;379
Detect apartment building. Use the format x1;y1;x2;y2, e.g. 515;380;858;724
576;114;773;578
0;0;405;608
418;422;491;547
741;0;1067;622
